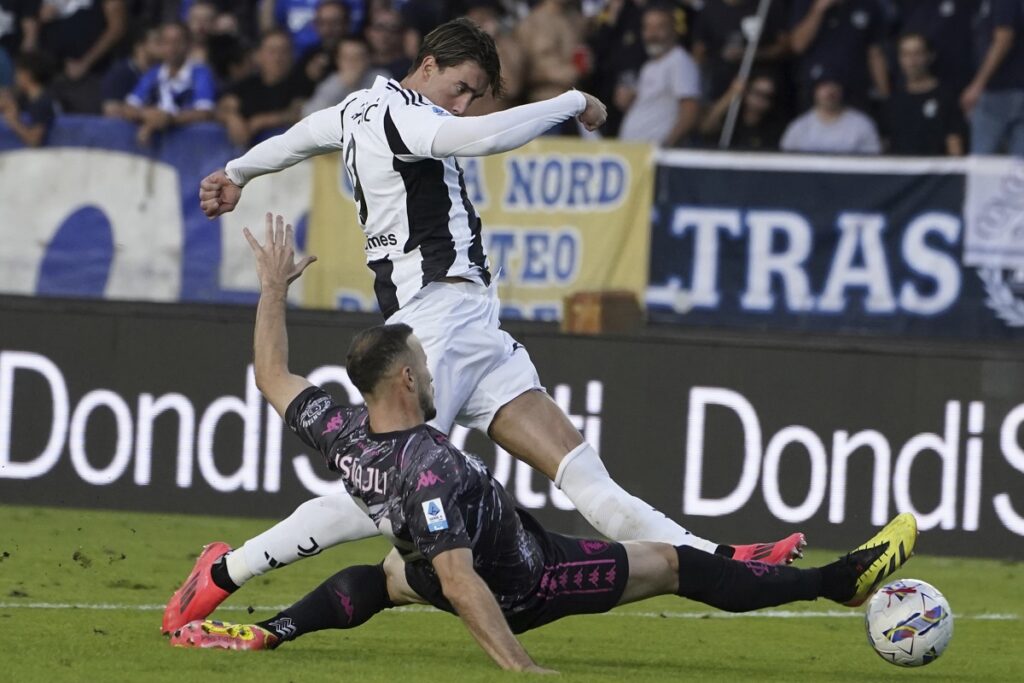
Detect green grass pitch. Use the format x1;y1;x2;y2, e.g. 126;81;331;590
1;504;1020;682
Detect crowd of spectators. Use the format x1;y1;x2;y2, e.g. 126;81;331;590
0;0;1021;156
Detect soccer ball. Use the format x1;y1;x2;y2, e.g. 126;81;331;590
865;579;953;667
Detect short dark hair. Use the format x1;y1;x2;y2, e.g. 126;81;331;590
898;32;933;53
346;324;415;395
14;51;55;86
412;18;503;98
339;35;370;51
644;2;679;25
190;0;218;9
317;0;348;18
161;20;191;42
260;27;293;47
128;25;158;50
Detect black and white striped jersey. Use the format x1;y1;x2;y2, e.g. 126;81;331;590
321;76;490;317
225;77;587;317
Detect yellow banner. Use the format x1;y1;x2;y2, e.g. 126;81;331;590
303;137;653;319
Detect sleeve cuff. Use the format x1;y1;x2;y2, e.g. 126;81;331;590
224;162;246;187
284;385;322;429
568;90;588;115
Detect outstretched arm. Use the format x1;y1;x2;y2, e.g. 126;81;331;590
244;213;318;417
201;104;350;217
225;105;348;186
431;549;554;673
430;91;606;158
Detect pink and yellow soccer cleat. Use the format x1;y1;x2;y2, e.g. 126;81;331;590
170;620;278;651
161;542;232;635
732;532;807;565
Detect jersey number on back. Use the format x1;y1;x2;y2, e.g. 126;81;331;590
344;137;368;225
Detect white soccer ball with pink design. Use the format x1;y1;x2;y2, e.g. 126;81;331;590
865;578;953;667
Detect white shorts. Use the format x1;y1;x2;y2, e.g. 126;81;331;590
386;280;543;433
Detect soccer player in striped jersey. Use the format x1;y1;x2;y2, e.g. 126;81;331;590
164;18;805;635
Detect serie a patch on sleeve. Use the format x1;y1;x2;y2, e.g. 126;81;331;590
422;498;449;532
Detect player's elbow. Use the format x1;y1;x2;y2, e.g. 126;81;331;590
440;574;470;604
253;364;286;397
440;570;481;607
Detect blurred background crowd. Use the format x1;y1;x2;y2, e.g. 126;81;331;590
0;0;1021;156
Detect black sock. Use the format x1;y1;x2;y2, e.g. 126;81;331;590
675;545;821;612
210;557;239;593
817;555;858;603
256;564;393;647
714;544;735;559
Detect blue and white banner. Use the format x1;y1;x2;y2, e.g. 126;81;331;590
648;151;1024;339
0;116;311;305
963;156;1024;270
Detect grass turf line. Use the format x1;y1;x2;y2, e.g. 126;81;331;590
1;504;1021;682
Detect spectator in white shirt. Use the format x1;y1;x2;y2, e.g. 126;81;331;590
780;73;880;154
616;3;701;146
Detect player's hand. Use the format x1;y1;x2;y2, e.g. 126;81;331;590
199;168;243;218
577;92;607;131
243;213;317;292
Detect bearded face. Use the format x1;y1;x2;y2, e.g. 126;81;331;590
419;380;437;422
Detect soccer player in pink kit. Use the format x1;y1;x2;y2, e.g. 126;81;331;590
169;216;915;674
163;18;804;634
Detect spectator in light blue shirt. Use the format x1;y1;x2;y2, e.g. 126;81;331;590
124;21;216;146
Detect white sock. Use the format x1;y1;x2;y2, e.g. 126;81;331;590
224;548;255;586
554;443;718;552
230;494;380;586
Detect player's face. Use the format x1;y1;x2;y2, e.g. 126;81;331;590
407;336;437;422
419;57;489;116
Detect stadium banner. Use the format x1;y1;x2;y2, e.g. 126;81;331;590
2;296;1022;559
649;152;1024;339
0;116;313;306
305;138;654;320
963;155;1024;270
